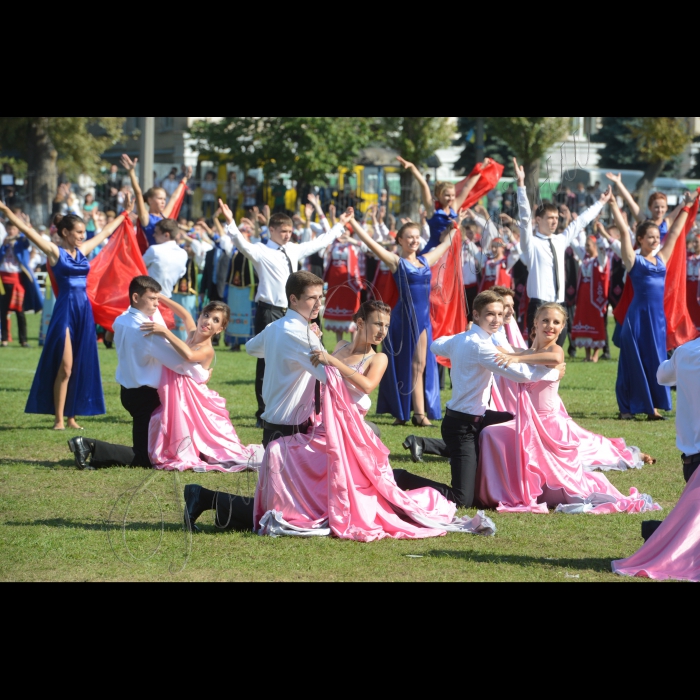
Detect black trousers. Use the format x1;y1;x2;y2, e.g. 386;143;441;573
683;454;700;484
0;284;27;344
527;298;566;348
262;419;312;449
413;436;451;458
254;303;286;420
465;284;479;323
394;410;513;508
214;492;256;532
91;386;161;468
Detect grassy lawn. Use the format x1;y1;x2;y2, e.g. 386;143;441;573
0;314;684;582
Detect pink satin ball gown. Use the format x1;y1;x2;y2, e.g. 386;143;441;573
477;380;660;515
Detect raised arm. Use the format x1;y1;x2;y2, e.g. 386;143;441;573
308;193;331;233
297;208;353;258
455;160;489;211
397;157;434;214
606;172;641;222
513;159;534;259
163;167;192;219
219;200;262;263
424;222;458;267
609;197;637;271
80;195;134;257
349;216;399;273
0;200;60;264
659;190;698;265
158;293;197;334
121;154;150;228
563;187;611;246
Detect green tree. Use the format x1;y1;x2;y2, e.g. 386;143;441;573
190;117;377;196
0;117;126;224
378;117;454;220
455;117;514;176
484;117;571;204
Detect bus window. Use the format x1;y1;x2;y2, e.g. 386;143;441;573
364;167;379;195
386;172;401;197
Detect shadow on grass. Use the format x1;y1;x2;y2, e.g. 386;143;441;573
0;458;74;470
3;518;183;533
427;550;614;573
223;379;256;387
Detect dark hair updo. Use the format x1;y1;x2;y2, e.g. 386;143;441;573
636;221;660;246
53;214;85;240
354;300;391;323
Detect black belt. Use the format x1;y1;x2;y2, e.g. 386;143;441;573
682;453;700;466
446;408;485;424
263;419;311;433
258;302;287;313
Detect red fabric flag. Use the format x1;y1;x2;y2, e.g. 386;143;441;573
136;183;188;254
87;215;175;332
431;226;468;368
457;160;505;211
665;191;700;350
613;277;634;326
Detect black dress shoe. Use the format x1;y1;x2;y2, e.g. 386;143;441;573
184;485;204;533
402;436;424;464
67;437;95;471
642;521;663;542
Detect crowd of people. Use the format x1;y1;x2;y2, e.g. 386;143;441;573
1;151;700;582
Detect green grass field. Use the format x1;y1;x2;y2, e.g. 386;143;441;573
0;314;685;582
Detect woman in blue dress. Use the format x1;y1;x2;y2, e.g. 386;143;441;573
351;215;458;427
120;154;191;247
610;192;697;420
1;198;132;430
397;156;486;253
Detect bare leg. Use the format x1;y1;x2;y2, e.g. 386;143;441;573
411;330;431;427
585;348;592;362
53;329;83;431
336;331;343;344
591;349;600;363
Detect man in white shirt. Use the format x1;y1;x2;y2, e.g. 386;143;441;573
658;339;700;483
221;201;351;426
514;158;612;346
0;218;7;247
142;219;188;298
394;290;565;509
181;270;329;532
67;276;210;470
245;271;327;448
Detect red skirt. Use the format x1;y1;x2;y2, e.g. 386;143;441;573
480;265;512;293
372;268;399;310
0;272;24;312
571;281;607;348
325;262;361;332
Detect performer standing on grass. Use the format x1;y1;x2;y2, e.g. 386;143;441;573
514;158;612;346
687;234;700;331
610;191;698;421
219;200;352;428
613;337;700;583
120;154;191;249
0;199;131;431
570;236;610;363
349;214;459;427
67;276;211;470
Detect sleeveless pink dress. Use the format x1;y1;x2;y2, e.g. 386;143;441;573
148;367;264;473
477;380;660;515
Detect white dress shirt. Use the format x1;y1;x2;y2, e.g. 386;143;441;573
657;338;700;457
518;187;603;303
0;221;7;247
245;309;327;426
142;240;188;298
432;325;560;416
114;307;210;390
227;221;345;308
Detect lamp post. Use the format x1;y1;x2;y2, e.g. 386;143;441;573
140;117;155;190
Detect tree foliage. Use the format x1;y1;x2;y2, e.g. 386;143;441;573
189;117;377;186
455;117;514;176
378;117;454;165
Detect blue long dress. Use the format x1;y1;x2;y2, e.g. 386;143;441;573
424;208;457;253
616;255;671;415
377;257;442;421
26;248;105;417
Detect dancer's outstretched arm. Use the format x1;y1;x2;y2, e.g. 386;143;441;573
349;217;400;273
0;200;60;264
140;319;215;367
495;344;565;369
606;173;641;222
397;157;434;214
423;217;463;267
80;195;134;257
158;293;197;334
454;160;489;211
610;197;637;271
164;167;192;220
310;349;388;395
121;154;150;228
659;191;698;265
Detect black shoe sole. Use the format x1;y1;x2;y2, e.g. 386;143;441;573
67;439;95;471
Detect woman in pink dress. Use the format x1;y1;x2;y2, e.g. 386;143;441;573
141;297;264;473
185;301;496;540
478;303;660;514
